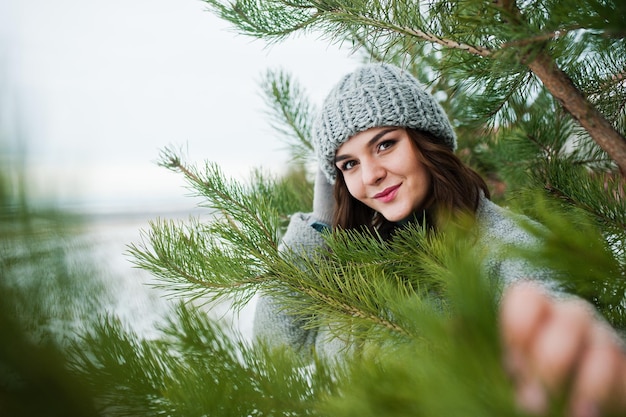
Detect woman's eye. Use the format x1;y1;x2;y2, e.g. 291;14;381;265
340;160;357;171
378;139;396;152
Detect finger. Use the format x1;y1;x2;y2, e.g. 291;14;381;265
500;282;550;351
500;282;552;415
569;324;626;417
529;298;590;394
500;282;551;373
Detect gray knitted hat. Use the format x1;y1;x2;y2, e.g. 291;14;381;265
313;63;457;183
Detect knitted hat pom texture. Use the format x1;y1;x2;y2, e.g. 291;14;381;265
313;63;457;184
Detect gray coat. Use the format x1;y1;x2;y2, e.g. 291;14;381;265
253;196;555;359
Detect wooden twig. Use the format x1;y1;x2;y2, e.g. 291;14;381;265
526;50;626;176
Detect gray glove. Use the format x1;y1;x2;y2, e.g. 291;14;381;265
312;169;334;227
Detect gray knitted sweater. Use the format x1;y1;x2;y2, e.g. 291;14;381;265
253;196;554;359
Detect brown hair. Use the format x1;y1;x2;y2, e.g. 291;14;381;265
332;128;490;237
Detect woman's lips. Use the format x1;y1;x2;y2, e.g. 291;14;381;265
374;184;401;203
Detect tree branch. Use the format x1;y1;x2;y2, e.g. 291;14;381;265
499;27;581;49
348;14;492;57
526;50;626;176
163;154;279;248
297;284;410;336
396;25;491;57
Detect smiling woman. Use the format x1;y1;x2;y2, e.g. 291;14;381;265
334;127;432;223
333;126;489;233
254;62;626;417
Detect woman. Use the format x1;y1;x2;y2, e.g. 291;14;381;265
254;63;626;416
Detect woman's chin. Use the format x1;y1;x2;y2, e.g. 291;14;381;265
380;210;412;223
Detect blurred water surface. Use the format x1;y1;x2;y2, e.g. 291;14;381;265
82;208;257;339
1;204;256;344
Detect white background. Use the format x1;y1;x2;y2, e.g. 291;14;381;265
1;0;358;213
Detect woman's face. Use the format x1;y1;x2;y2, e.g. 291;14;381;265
335;127;432;222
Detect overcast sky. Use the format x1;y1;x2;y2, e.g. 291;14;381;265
1;0;358;212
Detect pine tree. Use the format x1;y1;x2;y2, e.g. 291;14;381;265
61;1;626;415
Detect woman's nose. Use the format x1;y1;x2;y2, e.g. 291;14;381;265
361;160;385;185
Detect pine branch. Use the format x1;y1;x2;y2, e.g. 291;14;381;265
490;1;626;173
526;50;626;176
127;148;314;307
541;161;626;232
127;218;268;304
68;305;336;416
265;223;455;344
202;0;626;175
344;14;492;57
296;279;410;336
499;26;581;49
508;192;626;328
259;69;316;163
267;249;415;340
159;150;279;246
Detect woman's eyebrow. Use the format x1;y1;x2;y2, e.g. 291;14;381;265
334;127;399;163
367;127;398;147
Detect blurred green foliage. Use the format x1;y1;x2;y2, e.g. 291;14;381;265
0;139;104;415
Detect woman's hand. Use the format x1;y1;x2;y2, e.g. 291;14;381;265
313;169;334;227
500;282;626;417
